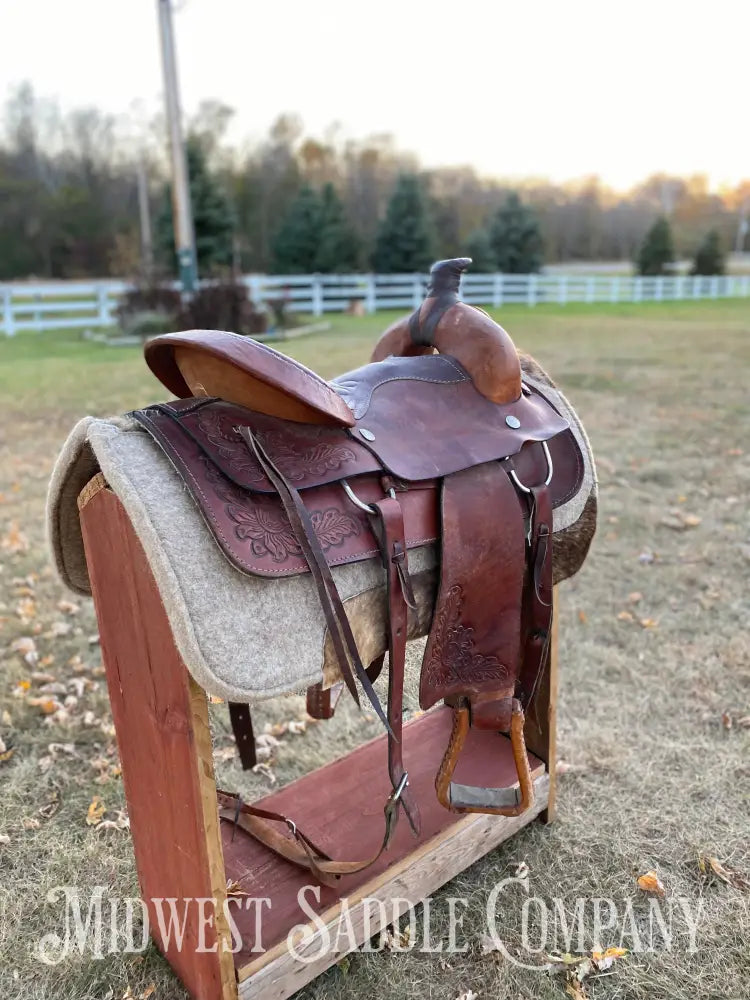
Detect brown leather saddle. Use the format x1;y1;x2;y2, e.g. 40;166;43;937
134;257;591;885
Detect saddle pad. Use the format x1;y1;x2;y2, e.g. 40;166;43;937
47;358;597;704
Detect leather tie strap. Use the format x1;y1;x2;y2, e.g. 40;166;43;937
238;426;392;736
216;787;407;888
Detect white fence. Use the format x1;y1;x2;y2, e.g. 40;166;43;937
2;271;749;336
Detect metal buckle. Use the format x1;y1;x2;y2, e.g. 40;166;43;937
342;479;396;513
508;440;554;494
389;772;409;804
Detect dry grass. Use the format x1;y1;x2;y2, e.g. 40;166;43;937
0;300;749;999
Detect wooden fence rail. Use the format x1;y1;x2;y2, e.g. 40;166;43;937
1;272;749;335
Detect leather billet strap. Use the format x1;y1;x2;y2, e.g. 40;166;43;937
369;495;421;836
435;699;534;815
517;483;554;712
238;426;391;735
216;788;405;888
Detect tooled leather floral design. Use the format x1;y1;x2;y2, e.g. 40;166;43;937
227;502;361;562
195;409;266;481
258;430;357;482
423;585;508;689
199;453;361;563
196;408;356;483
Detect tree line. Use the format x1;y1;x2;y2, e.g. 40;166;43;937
1;83;746;281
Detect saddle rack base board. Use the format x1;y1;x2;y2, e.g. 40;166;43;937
79;479;558;1000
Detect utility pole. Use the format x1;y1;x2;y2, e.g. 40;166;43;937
156;0;197;292
136;156;154;280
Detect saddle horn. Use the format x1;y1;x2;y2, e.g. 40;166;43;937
371;258;522;404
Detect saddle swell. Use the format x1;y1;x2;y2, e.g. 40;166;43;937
137;258;595;880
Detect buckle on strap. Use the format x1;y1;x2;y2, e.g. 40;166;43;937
382;772;409;846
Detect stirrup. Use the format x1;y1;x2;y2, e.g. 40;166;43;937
435;698;534;816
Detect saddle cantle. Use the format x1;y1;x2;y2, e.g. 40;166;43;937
137;258;595;884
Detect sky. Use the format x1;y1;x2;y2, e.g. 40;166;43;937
3;0;748;191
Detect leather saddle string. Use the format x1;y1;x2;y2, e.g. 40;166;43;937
216;790;402;888
237;426;392;735
368;495;421;836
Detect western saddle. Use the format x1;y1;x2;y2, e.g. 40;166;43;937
135;257;588;884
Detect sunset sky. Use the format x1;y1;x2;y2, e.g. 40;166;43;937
4;0;748;190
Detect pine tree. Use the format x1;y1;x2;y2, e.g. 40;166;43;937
691;229;724;276
636;216;674;276
464;228;497;272
314;183;360;272
487;193;544;273
371;174;436;273
271;185;323;273
156;137;235;276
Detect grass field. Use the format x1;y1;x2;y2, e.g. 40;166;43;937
1;300;749;1000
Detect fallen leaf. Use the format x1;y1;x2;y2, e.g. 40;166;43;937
637;870;666;896
226;880;252;897
617;610;634;622
577;610;587;624
10;636;38;666
639;618;659;629
287;720;307;735
699;855;750;891
86;796;106;826
28;697;62;716
57;600;80;615
1;523;29;554
140;986;156;1000
721;712;732;730
682;514;702;528
737;716;750;728
627;591;643;604
592;946;628;970
23;816;41;830
0;834;10;845
565;979;587;1000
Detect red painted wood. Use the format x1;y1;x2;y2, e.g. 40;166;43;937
80;488;232;1000
222;707;542;966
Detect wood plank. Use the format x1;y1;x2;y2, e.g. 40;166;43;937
221;707;545;972
237;773;549;1000
79;486;237;1000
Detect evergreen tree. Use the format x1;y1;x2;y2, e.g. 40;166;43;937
157;137;235;275
464;228;497;272
371;173;436;273
271;185;323;273
691;229;724;276
487;193;543;273
636;216;674;276
314;183;360;272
